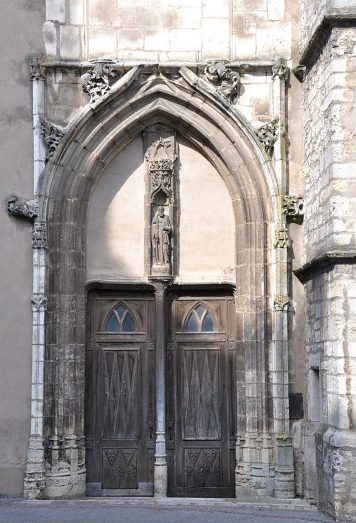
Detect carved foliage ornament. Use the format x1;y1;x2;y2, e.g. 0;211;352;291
40;118;65;161
256;118;279;155
274;295;290;312
7;195;38;221
145;137;178;203
281;195;304;224
272;60;290;81
81;61;116;104
30;56;45;81
31;294;47;312
204;61;240;103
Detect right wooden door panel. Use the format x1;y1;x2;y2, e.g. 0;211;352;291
167;293;236;498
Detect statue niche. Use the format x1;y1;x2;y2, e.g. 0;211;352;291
145;130;178;279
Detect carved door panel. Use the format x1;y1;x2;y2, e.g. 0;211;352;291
85;291;155;496
167;292;236;497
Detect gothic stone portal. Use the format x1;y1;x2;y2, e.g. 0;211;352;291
85;290;236;497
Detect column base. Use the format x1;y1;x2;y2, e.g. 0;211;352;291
154;463;167;497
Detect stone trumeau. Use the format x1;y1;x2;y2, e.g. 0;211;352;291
0;0;355;521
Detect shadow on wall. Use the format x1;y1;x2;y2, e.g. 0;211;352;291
86;135;146;281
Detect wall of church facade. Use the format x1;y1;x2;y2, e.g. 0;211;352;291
0;0;45;496
301;2;356;515
87;137;235;284
43;0;293;62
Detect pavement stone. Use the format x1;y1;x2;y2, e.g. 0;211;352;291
0;498;335;523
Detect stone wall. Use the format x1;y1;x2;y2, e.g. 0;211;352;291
303;26;356;262
43;0;293;62
0;0;45;496
301;2;356;516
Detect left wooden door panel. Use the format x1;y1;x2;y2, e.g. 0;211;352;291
85;291;155;496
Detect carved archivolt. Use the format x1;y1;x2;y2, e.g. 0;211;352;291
7;195;38;221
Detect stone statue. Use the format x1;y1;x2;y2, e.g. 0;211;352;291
151;206;171;266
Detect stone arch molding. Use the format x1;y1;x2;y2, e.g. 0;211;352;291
25;65;294;499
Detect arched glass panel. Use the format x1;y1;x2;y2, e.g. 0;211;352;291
202;313;214;332
195;304;205;319
104;304;137;332
185;311;199;332
184;304;216;333
105;313;119;332
122;311;135;332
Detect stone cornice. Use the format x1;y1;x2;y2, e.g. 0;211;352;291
294;251;356;284
297;10;356;76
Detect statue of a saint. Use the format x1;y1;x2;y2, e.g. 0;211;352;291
151;206;171;266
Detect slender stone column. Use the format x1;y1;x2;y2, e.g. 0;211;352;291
272;58;295;498
24;57;47;499
153;281;168;497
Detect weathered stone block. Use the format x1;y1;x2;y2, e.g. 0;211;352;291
88;29;117;59
203;0;230;17
60;25;82;60
267;0;285;20
70;0;84;25
175;7;201;28
202;18;230;58
170;28;201;51
144;30;170;51
43;21;58;57
118;29;144;50
46;0;65;23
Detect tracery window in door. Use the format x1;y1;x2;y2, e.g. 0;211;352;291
183;303;216;332
104;303;137;332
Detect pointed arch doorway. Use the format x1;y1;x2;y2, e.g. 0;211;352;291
85;286;236;498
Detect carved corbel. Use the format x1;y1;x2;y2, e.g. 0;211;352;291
81;60;117;104
274;227;289;248
281;195;304;224
203;60;240;103
40;118;65;161
7;195;38;221
274;295;290;312
32;221;47;249
272;59;290;81
293;64;306;83
256;118;279;156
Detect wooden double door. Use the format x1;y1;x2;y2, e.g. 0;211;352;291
85;289;236;497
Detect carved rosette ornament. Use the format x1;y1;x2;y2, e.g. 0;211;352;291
274;227;289;248
40;118;65;161
145;133;178;279
204;60;240;103
32;221;47;249
256;118;279;156
81;61;116;104
281;195;304;224
7;195;38;221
